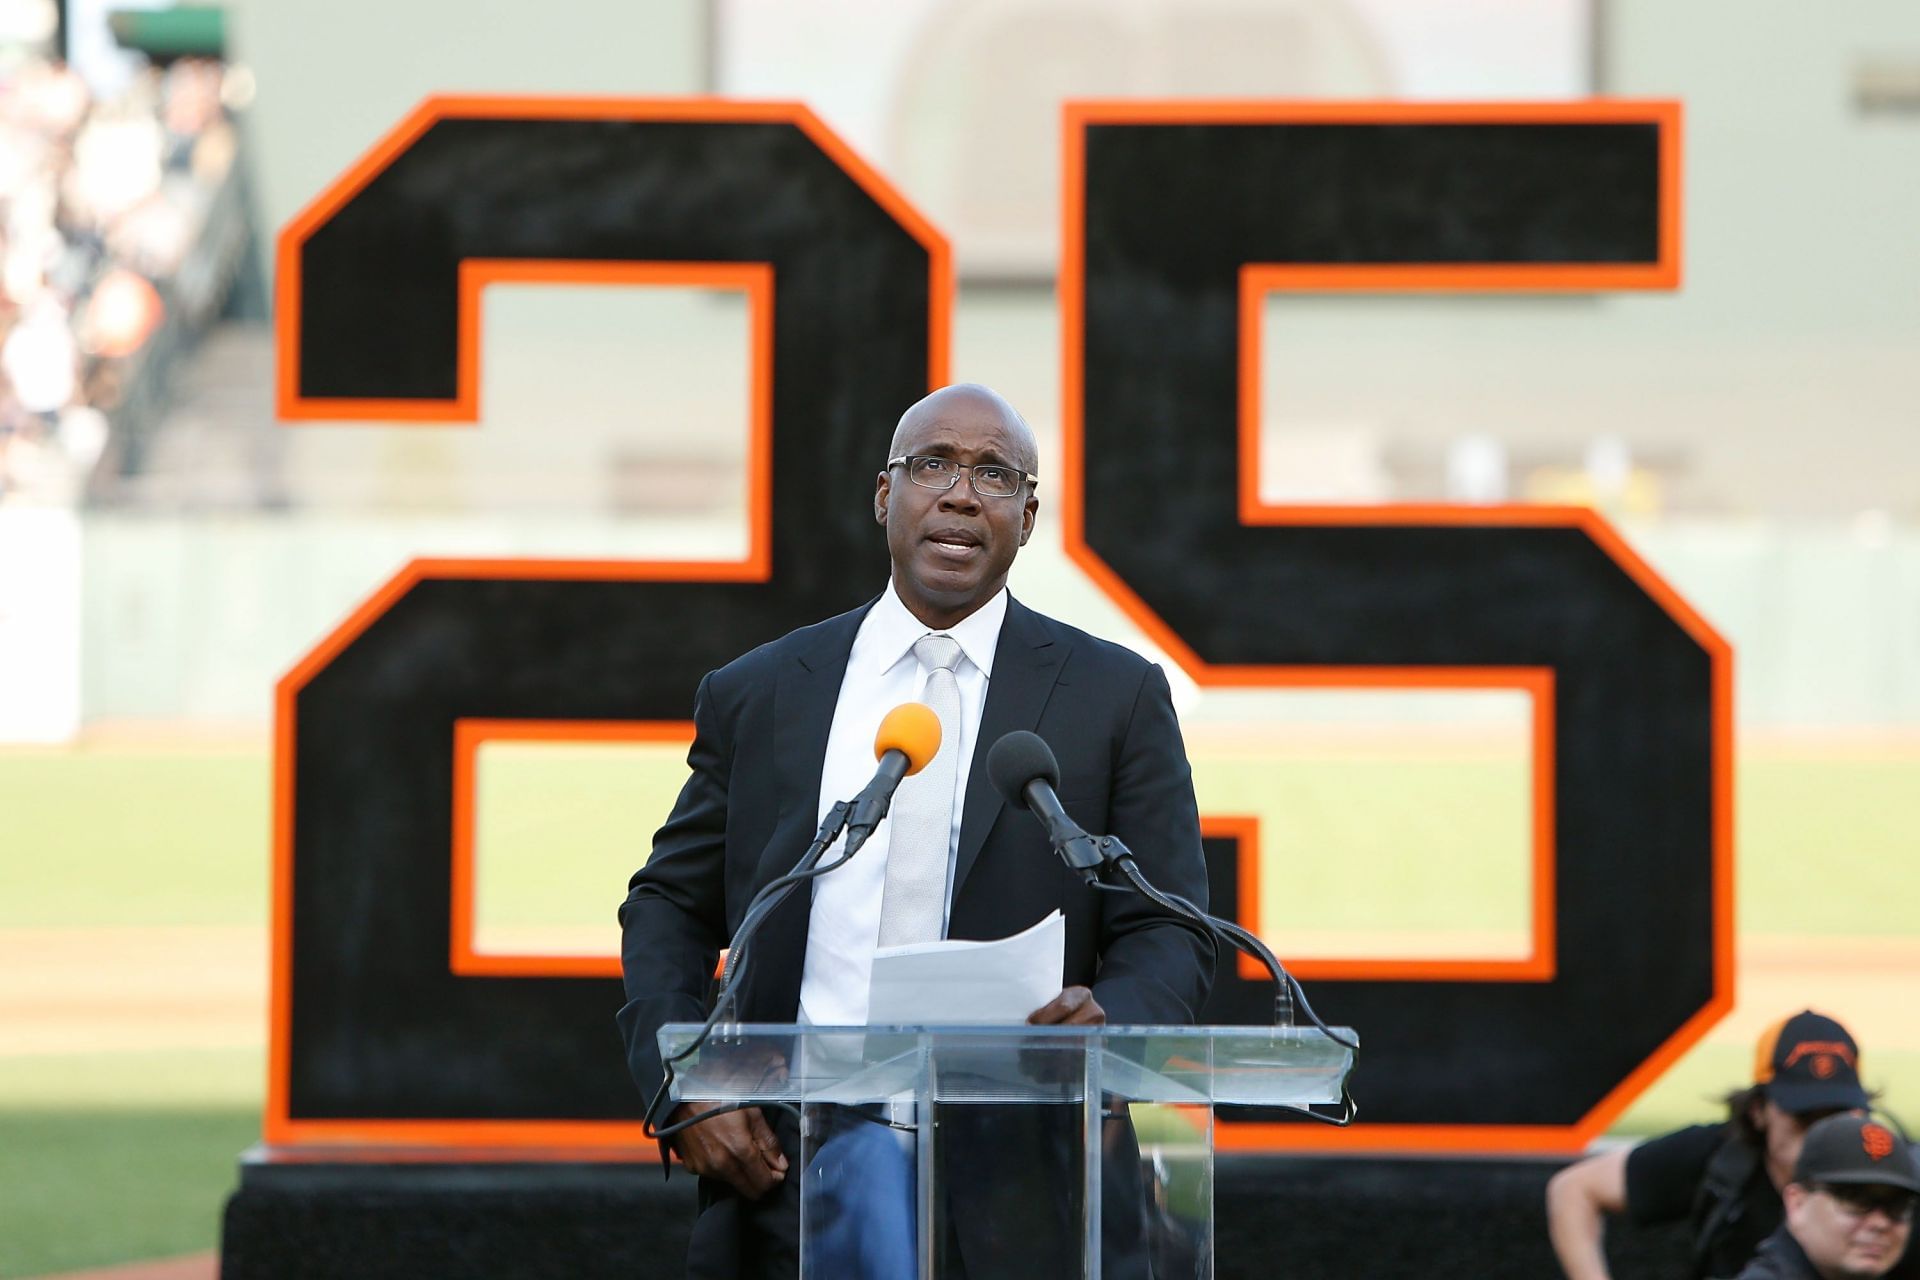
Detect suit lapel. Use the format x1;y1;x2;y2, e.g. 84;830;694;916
761;603;870;889
953;597;1067;899
742;603;871;1021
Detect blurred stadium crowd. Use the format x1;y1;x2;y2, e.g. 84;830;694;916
0;54;247;505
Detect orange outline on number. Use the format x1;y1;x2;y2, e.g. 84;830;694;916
450;719;696;978
276;95;951;420
285;256;778;582
267;95;951;1154
1207;663;1556;985
1061;99;1732;1156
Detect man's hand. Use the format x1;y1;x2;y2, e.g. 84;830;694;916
669;1102;789;1200
1028;986;1107;1026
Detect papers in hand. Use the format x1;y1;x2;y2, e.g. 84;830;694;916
867;910;1066;1025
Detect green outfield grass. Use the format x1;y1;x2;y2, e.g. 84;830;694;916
0;1051;263;1276
2;743;1918;1274
0;1105;257;1276
0;748;271;929
8;744;1920;935
466;744;1920;935
1611;1042;1918;1138
468;742;1537;942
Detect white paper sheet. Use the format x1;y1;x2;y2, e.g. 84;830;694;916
866;910;1066;1025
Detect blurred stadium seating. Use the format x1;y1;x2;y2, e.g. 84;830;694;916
0;53;255;508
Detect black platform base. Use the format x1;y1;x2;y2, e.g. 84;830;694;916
220;1149;1693;1278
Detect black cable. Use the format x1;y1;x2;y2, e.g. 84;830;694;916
1093;854;1358;1127
1272;1086;1360;1127
1108;852;1356;1054
650;1057;806;1142
1086;877;1222;963
650;1098;805;1140
652;800;1361;1139
643;801;854;1140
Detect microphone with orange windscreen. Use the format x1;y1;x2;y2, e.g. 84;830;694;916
645;704;943;1136
876;702;942;772
844;702;943;851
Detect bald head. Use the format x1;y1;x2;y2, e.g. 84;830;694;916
888;383;1038;477
875;381;1040;629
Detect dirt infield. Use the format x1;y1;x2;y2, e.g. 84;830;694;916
1720;935;1920;1054
0;928;265;1056
25;1252;216;1280
3;926;1916;1063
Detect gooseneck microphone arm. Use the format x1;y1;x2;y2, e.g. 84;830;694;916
845;749;912;848
644;798;853;1140
644;703;945;1143
1095;848;1359;1126
1092;832;1353;1048
983;729;1359;1125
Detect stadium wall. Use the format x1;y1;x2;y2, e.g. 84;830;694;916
76;513;1920;727
220;0;1920;518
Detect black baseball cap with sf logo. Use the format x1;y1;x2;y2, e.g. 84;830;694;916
1793;1114;1920;1195
1754;1009;1871;1115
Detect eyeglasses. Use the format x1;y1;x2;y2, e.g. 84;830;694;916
888;455;1038;499
1816;1184;1918;1224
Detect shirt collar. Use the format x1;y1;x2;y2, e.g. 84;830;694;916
855;581;1009;679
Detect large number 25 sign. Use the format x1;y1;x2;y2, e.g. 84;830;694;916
269;97;1729;1156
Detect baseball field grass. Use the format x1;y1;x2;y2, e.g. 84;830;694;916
2;739;1917;1276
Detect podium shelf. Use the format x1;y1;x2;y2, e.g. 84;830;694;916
659;1023;1354;1108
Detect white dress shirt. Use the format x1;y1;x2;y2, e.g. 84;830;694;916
796;582;1008;1026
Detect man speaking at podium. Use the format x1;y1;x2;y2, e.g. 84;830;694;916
618;383;1215;1277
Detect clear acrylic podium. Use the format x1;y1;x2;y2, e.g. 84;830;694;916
660;1023;1357;1278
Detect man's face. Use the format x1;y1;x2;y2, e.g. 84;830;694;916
1784;1181;1915;1278
1759;1099;1844;1176
875;395;1037;628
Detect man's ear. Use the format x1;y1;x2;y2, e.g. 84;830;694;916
875;471;891;526
1019;492;1038;546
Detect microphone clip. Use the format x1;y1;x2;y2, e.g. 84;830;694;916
1056;831;1133;883
845;741;920;850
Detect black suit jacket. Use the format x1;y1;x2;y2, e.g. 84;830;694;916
616;592;1215;1122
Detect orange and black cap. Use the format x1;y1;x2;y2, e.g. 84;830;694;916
1793;1114;1920;1194
1753;1009;1870;1115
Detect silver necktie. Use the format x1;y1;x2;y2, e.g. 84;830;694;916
876;633;963;947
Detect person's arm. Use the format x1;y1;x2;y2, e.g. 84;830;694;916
1085;662;1216;1026
1546;1147;1629;1280
615;671;787;1198
617;671;731;1110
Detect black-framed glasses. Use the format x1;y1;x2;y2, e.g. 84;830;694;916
888;454;1038;498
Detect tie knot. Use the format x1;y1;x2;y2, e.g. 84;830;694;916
913;633;963;674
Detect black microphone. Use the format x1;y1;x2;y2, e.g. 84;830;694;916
986;730;1106;880
983;730;1357;1059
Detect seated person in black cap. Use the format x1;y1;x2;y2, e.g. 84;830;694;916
1549;1010;1915;1279
1733;1113;1919;1280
